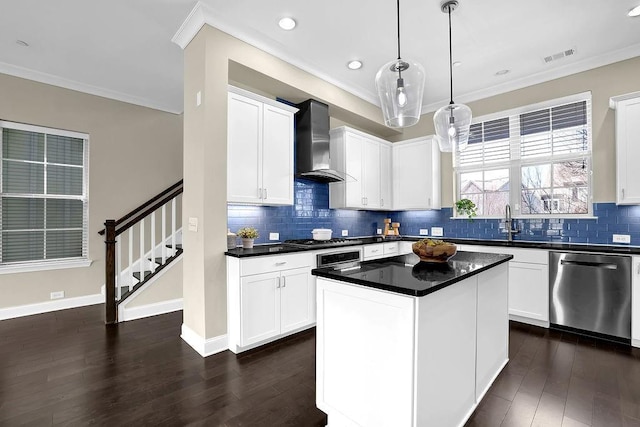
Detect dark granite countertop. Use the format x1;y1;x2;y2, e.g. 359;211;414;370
311;251;513;297
225;235;640;258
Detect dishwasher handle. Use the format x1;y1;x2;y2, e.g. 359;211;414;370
560;259;618;270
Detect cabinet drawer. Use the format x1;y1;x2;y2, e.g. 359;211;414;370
459;245;547;264
240;252;312;276
383;242;399;255
363;244;384;259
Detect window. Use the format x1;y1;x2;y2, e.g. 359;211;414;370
454;92;592;217
1;121;89;268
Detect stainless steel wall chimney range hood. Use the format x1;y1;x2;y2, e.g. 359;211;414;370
295;99;346;182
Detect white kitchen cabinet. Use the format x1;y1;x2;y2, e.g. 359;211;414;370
329;126;392;210
227;252;314;353
227;86;297;205
633;256;640;348
380;143;392;209
611;93;640;204
363;243;384;260
457;245;549;327
392;136;441;210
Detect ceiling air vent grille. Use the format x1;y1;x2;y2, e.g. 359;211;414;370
544;48;576;64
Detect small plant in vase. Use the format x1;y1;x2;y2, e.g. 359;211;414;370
455;198;477;221
237;227;259;249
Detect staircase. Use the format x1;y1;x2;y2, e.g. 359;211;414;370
100;180;183;324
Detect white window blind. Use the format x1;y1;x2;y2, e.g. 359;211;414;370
1;121;89;266
454;93;592;217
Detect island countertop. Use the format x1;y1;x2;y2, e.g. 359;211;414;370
311;251;513;297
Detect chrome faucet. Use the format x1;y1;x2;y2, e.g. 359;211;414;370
504;204;520;242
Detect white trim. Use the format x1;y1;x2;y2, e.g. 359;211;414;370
633;338;640;348
0;120;89;140
0;293;103;321
180;323;228;357
120;298;183;322
172;2;380;106
0;61;182;115
0;258;92;275
509;314;550;328
610;91;640;109
228;85;298;114
422;42;640;114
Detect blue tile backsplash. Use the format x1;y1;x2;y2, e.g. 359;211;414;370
228;179;640;246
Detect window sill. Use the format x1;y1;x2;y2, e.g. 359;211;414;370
0;258;93;275
449;215;599;220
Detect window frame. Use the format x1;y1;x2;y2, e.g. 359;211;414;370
454;92;593;219
0;120;91;273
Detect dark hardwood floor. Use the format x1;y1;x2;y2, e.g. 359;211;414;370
2;305;640;426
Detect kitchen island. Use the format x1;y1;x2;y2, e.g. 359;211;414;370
312;251;513;427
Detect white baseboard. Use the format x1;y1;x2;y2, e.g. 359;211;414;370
181;323;228;357
509;314;550;328
633;338;640;348
0;293;104;321
120;298;183;322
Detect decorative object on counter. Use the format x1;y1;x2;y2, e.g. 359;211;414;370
237;227;259;249
455;198;477;220
433;0;472;152
375;0;425;128
227;228;237;249
392;222;401;236
312;228;333;241
383;218;393;236
412;238;457;263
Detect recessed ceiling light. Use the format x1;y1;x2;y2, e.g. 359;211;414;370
453;61;462;67
629;5;640;16
495;69;510;76
347;60;363;70
16;40;29;47
278;17;296;30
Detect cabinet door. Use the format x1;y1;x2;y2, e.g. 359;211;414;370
616;97;640;204
344;132;365;208
240;272;281;346
393;139;436;210
508;262;549;322
228;92;263;203
380;144;392;209
633;256;640;347
362;138;381;209
280;267;314;333
262;104;294;205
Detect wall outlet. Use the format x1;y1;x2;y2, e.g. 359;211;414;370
613;234;631;244
431;227;444;237
376;228;382;235
269;232;279;241
50;291;65;300
188;217;198;232
196;91;202;106
419;229;429;236
342;230;349;237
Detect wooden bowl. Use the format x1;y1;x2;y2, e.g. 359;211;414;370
411;239;457;263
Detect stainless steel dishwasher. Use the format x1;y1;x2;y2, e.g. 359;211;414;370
549;251;631;340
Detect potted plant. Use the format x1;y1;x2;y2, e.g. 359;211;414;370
455;198;477;221
237;227;259;249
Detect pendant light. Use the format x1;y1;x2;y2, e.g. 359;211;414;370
433;0;472;152
375;0;425;128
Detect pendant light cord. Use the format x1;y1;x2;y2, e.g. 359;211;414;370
396;0;401;60
448;4;454;105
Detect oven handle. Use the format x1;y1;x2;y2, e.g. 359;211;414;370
560;259;618;270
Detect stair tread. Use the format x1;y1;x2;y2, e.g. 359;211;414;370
132;270;153;280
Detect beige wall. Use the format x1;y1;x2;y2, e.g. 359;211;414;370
0;73;183;310
124;259;183;308
392;56;640;206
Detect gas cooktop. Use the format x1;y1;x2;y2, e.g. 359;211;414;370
283;238;363;249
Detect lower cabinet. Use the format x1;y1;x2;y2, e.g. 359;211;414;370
458;244;549;327
633;256;640;348
227;253;315;353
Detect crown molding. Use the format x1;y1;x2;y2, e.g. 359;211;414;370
421;43;640;114
0;61;181;114
171;2;380;107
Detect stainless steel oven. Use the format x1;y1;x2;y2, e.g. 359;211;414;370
316;248;362;270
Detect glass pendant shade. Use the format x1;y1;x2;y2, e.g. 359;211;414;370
375;58;425;128
433;103;472;152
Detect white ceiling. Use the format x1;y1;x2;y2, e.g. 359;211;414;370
2;0;640;115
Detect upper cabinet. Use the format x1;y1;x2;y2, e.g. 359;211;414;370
392;136;441;210
329;127;392;210
227;86;298;205
611;92;640;205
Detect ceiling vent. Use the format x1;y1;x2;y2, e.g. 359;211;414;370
544;48;576;64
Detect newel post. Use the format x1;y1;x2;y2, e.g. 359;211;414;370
105;219;117;324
